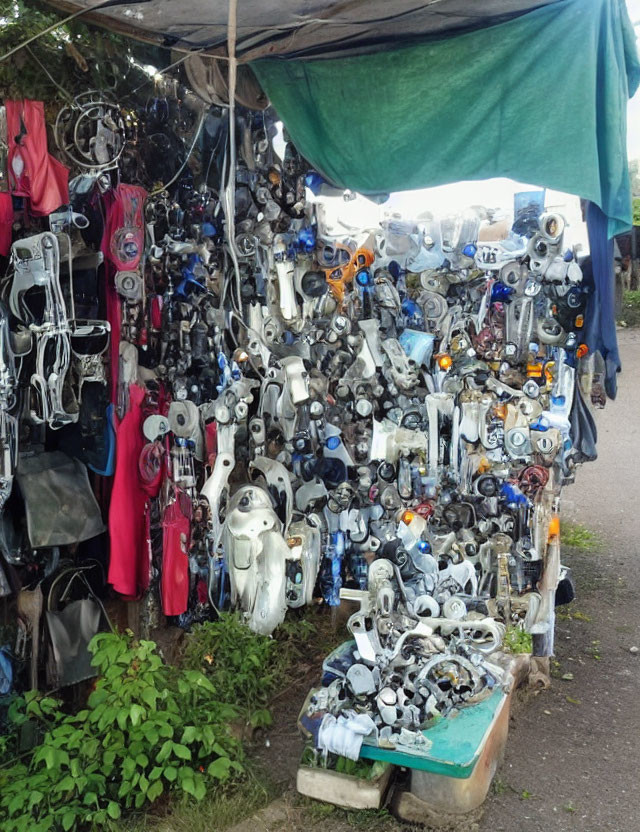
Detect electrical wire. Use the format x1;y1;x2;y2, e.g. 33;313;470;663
219;0;269;380
125;50;211;100
149;109;207;196
222;0;242;306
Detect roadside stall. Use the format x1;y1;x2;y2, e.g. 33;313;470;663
0;0;637;823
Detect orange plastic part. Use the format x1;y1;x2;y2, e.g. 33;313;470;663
325;247;374;302
493;403;508;420
351;247;375;271
325;264;355;302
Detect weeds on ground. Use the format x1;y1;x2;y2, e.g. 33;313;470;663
556;603;591;622
182;608;346;730
560;522;599;551
492;777;509;795
275;605;348;660
503;626;533;654
618;289;640;327
300;797;394;830
585;640;602;661
301;746;387;780
182;613;278;730
119;762;279;832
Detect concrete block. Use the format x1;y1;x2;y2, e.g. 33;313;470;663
296;762;392;810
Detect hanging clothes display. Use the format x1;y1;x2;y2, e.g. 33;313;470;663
5;100;69;216
107;384;149;598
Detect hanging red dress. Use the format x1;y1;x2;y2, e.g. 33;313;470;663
161;494;191;616
5;100;69;216
107;383;150;598
0;193;12;256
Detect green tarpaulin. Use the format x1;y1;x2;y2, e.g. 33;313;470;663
252;0;640;237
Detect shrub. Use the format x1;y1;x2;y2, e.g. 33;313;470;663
183;613;278;729
183;611;332;730
0;631;243;831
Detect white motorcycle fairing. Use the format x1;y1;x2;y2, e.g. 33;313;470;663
286;516;322;607
222;485;289;635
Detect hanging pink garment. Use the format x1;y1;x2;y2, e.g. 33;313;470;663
5;100;69;216
100;183;147;405
161;494;191;616
0;193;12;256
107;384;150;598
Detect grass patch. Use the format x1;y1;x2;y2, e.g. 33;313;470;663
272;606;347;671
560;522;599;551
119;763;279;832
299;797;394;830
618;289;640;327
181;607;347;731
556;604;592;622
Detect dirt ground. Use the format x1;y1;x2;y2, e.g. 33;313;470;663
244;328;640;832
479;328;640;832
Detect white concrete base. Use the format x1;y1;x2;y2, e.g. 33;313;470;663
296;763;392;810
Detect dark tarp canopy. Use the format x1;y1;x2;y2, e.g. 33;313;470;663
44;0;562;60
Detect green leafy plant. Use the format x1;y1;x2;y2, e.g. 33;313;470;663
0;631;243;831
334;756;386;780
503;626;533;654
183;613;280;728
300;746;386;781
0;691;64;766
